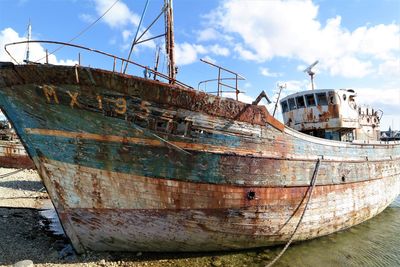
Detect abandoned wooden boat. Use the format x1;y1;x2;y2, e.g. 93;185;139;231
0;1;399;253
0;120;34;169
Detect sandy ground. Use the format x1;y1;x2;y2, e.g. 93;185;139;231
0;168;281;267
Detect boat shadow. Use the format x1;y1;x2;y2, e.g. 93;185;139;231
0;180;44;192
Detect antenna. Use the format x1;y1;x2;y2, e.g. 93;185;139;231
273;83;286;117
153;45;161;80
303;60;318;90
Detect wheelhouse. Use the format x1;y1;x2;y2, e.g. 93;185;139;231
280;89;382;142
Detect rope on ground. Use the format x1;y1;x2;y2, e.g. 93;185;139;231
0;168;25;179
266;158;322;267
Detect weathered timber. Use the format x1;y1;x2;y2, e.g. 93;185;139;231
0;62;398;253
0;141;34;169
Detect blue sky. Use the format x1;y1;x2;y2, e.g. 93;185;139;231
0;0;399;130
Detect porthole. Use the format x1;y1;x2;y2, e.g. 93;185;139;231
247;191;256;200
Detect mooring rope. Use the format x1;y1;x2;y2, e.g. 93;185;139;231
266;158;322;267
0;168;25;180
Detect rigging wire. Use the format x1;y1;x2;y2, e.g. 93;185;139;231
123;0;150;74
34;0;121;63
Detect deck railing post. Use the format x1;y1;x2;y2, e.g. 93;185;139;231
235;74;238;101
217;68;221;97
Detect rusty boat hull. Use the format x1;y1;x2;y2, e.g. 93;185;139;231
0;63;399;252
0;140;34;169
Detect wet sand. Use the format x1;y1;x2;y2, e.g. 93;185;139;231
0;168;279;267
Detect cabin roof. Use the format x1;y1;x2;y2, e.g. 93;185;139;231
280;88;356;103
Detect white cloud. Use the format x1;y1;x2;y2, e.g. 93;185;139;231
197;28;219;42
122;30;132;43
79;13;95;24
209;44;230;56
0;27;77;65
0;28;25;62
278;80;311;96
234;44;260;61
328;56;373;78
356;87;400;108
175;43;230;65
205;0;400;79
351;24;400;60
352;87;400;130
223;92;275;111
378;58;400;77
93;0;139;28
260;67;282;77
175;43;205;65
202;55;216;64
90;0;157;52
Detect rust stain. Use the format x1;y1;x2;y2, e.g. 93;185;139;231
0;61;399;253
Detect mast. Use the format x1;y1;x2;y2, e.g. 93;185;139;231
25;19;31;62
164;0;175;84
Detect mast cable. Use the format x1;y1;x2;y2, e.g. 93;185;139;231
123;0;150;74
123;2;168;74
34;0;121;63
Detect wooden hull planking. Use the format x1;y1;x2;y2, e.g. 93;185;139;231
0;63;399;252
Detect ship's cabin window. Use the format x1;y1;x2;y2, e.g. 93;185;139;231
288;98;296;110
296;96;306;108
281;101;289;113
349;95;357;109
325;131;340;141
156;120;166;132
328;91;336;105
134;115;148;128
175;119;187;135
305;94;316;107
316;93;328;106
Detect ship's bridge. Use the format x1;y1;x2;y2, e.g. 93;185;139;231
280;89;381;141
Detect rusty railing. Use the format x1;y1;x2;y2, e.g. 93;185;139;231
4;40;191;89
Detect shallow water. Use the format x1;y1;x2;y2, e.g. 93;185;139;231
272;196;400;267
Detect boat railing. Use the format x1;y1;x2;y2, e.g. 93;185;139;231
4;40;192;89
198;58;245;101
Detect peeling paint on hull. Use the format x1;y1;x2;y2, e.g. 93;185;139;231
0;141;34;169
0;63;399;252
45;158;398;252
